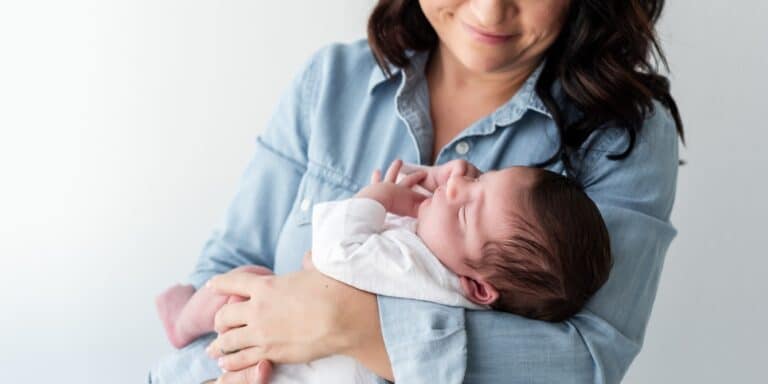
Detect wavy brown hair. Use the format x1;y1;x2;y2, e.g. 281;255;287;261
367;0;684;166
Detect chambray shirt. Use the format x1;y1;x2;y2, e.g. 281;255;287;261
150;39;679;384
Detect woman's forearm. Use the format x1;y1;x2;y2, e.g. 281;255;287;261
347;332;393;381
340;291;394;381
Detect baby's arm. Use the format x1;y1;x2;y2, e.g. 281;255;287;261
310;160;482;309
311;198;481;309
156;265;272;349
309;160;425;271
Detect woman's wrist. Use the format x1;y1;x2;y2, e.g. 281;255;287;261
335;287;394;381
347;336;393;382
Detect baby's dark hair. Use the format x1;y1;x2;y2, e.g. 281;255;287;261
467;169;612;322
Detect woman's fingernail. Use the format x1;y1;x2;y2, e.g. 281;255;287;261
218;358;225;368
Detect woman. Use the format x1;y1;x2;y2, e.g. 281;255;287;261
151;0;683;383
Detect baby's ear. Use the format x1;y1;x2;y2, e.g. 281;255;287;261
459;276;499;306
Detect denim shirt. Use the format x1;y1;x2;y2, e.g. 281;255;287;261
150;39;679;384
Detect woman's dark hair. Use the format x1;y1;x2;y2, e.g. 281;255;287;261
466;170;612;322
367;0;684;166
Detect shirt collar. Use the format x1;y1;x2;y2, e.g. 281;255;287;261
491;60;552;126
367;50;415;94
367;50;552;122
367;61;398;94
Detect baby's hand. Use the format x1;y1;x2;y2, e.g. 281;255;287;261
408;159;482;192
356;159;428;217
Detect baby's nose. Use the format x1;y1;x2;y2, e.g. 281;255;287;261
446;181;457;199
446;175;464;200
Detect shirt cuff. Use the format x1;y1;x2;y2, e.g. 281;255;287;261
377;295;468;384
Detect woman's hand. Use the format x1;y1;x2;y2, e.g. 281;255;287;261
206;267;393;382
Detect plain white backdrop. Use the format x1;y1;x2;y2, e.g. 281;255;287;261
0;1;765;383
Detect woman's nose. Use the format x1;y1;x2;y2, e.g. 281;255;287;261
469;0;514;27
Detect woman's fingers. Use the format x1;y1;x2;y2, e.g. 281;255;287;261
216;360;272;384
212;300;252;335
208;269;272;297
218;347;269;372
205;269;380;370
212;322;260;353
383;159;402;183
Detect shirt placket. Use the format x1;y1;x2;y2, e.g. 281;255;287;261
393;53;541;167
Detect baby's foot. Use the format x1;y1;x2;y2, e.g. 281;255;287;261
155;284;195;349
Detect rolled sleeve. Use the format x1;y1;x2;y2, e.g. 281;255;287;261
378;296;468;383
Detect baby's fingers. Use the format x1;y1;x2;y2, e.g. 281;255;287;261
384;159;403;183
370;169;382;184
398;170;427;188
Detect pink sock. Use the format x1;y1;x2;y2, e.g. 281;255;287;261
156;284;228;349
156;265;273;349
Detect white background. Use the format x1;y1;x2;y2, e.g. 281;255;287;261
0;1;765;383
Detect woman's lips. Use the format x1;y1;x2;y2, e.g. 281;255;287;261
461;22;515;45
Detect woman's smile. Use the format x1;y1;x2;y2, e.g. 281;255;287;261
461;21;515;45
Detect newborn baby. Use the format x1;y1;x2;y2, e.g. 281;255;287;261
156;159;612;383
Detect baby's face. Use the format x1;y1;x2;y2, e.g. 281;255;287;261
416;166;538;281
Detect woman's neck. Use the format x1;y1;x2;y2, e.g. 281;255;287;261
426;43;538;106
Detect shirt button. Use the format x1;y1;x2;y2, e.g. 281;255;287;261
455;141;470;155
300;198;312;212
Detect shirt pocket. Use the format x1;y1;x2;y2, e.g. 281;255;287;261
292;162;360;226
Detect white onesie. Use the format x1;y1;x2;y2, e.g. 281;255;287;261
268;198;484;384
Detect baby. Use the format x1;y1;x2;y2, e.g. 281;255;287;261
156;159;612;383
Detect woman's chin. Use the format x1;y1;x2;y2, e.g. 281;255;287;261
439;39;521;75
456;49;524;75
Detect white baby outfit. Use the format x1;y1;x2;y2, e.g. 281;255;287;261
269;198;483;384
